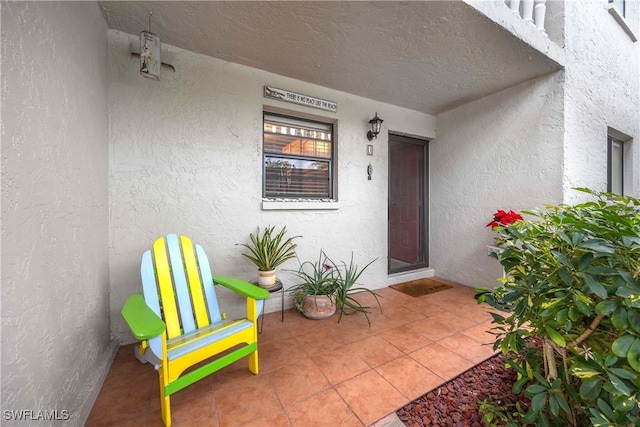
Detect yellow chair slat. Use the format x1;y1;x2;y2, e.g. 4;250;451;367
153;237;181;339
180;235;209;328
166;319;246;353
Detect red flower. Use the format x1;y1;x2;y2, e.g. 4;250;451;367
487;210;523;228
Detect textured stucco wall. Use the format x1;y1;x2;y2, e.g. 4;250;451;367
563;0;640;201
466;0;565;62
1;2;114;425
431;73;565;288
430;0;640;286
108;30;436;343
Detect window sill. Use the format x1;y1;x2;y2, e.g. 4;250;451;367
262;200;340;210
607;3;638;42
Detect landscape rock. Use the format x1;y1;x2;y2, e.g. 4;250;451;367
396;352;530;426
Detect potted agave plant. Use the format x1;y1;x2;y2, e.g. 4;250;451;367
288;251;339;319
239;225;300;289
330;254;381;326
288;251;382;324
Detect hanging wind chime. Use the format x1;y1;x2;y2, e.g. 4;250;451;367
140;12;160;80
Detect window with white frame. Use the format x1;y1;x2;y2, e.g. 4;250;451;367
263;112;335;199
607;0;636;41
610;0;626;17
607;133;625;194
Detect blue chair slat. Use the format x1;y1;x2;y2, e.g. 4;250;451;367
195;244;222;323
165;234;196;334
167;319;253;361
141;250;163;359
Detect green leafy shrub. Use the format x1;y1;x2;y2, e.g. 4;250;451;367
477;189;640;426
479;398;526;427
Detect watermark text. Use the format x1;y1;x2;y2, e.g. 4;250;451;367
3;409;70;421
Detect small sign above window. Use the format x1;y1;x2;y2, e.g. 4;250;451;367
264;86;337;113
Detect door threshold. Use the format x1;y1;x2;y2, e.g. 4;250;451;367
387;268;435;286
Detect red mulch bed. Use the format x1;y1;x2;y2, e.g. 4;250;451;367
396;352;530;426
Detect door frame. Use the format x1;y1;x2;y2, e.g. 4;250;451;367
387;132;429;274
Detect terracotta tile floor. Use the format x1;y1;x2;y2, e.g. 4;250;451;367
87;279;499;427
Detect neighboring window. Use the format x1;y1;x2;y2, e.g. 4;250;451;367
607;0;637;41
610;0;625;17
607;134;624;194
263;112;334;199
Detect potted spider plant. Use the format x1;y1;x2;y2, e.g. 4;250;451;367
239;225;300;289
287;251;338;319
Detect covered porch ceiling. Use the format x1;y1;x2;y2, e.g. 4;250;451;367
99;1;563;115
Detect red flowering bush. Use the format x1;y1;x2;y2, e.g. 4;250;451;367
486;209;523;229
477;190;640;426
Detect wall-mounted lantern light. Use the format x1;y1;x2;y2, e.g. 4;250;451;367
367;112;384;141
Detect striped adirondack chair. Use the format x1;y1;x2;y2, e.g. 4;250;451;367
121;234;269;427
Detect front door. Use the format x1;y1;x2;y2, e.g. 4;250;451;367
388;134;428;273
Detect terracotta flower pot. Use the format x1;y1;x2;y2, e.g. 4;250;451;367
301;294;336;320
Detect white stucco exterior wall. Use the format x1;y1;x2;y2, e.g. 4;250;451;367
431;73;565;288
563;0;640;201
108;30;436;344
431;1;640;286
1;2;113;425
466;0;565;61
